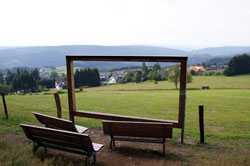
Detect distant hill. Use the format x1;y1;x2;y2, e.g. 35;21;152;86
0;45;250;69
0;45;190;69
191;46;250;56
204;56;233;64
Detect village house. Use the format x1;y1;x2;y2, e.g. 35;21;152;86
188;66;205;72
55;77;67;90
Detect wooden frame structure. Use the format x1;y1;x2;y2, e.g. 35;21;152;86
66;55;187;143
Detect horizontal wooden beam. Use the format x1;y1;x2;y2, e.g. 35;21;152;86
66;55;188;63
74;110;181;128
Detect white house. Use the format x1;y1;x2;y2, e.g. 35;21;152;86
108;76;117;84
55;78;67;90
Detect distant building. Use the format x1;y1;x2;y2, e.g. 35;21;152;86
108;72;126;84
188;66;205;72
207;65;218;70
55;78;67;90
108;76;117;84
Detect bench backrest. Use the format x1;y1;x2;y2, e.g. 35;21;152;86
33;112;77;132
20;124;94;152
102;120;173;138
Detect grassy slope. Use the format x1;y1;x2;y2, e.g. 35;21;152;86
0;75;250;165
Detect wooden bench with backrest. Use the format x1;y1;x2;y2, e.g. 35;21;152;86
102;120;173;155
20;124;103;166
33;112;88;133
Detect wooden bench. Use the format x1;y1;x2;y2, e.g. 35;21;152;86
102;120;173;155
33;112;88;133
20;124;103;166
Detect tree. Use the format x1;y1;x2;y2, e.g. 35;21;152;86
147;71;161;81
74;68;100;88
141;62;149;80
123;71;133;83
133;72;142;83
0;72;4;84
190;70;196;76
50;71;59;80
224;54;250;76
31;68;40;81
39;78;55;88
5;70;15;85
152;63;161;71
168;64;192;89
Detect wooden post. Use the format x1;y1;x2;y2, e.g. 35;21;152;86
199;105;205;143
54;93;62;118
2;93;8;120
66;58;76;123
180;61;187;144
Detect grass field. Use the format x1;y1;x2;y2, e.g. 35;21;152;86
0;75;250;165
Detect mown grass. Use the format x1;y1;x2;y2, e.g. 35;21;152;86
0;75;250;165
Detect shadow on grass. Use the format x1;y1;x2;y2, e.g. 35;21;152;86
114;146;186;161
35;148;104;166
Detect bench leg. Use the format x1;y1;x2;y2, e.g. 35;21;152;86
93;152;96;166
113;140;116;149
110;136;116;150
162;138;166;156
33;142;39;153
44;147;47;154
85;157;89;166
110;139;113;150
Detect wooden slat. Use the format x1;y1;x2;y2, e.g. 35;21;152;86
28;129;83;144
66;59;76;122
20;124;94;152
75;110;179;128
33;112;77;132
102;121;173;138
178;61;187;126
66;55;188;63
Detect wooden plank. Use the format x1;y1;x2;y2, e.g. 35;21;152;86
1;93;8;119
102;121;173;138
66;55;188;63
33;112;77;132
66;58;76;122
74;110;180;128
54;93;62;118
178;61;187;126
20;124;94;151
179;60;187;143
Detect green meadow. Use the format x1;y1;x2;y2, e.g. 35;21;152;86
0;75;250;165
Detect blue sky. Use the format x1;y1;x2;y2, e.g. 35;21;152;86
0;0;250;48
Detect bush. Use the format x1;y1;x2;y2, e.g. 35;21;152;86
0;84;14;94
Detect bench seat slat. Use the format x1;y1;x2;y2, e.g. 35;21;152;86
33;112;89;133
103;121;173;138
75;125;89;133
32;136;87;150
92;143;104;152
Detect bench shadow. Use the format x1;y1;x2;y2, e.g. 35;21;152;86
114;146;186;161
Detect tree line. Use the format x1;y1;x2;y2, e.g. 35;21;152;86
74;68;100;88
118;62;192;89
0;69;55;94
224;53;250;76
119;63;164;84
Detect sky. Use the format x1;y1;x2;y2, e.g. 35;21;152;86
0;0;250;49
